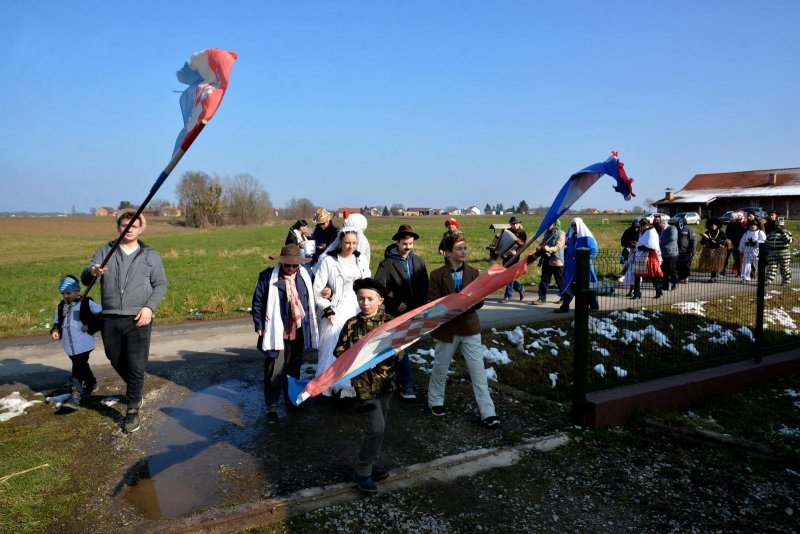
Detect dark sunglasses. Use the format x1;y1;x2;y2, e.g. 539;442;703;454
283;264;300;268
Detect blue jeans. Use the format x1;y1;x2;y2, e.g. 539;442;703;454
504;280;524;299
395;350;412;389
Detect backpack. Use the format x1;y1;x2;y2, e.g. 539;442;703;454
79;297;103;335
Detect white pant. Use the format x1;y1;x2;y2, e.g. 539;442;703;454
428;333;496;419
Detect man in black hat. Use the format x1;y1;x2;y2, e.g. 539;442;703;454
375;224;428;400
503;216;527;302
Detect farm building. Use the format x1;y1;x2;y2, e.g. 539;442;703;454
654;167;800;218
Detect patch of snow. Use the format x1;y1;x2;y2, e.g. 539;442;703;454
737;326;755;342
593;363;606;377
777;425;800;437
589;317;619;340
764;308;798;331
505;327;525;347
485;367;498;382
620;325;671;347
482;346;511;364
550;348;558;356
786;389;800;398
684;343;700;356
671;301;708;316
608;310;649;321
548;372;558;388
1;392;42;422
612;366;628;378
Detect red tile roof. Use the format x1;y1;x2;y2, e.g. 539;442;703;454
684;168;800;190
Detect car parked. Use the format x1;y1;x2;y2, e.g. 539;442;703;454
669;212;701;225
739;207;768;218
631;213;671;225
718;210;738;224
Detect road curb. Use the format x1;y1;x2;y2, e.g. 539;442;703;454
159;432;570;533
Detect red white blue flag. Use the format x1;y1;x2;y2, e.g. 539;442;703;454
289;259;531;405
174;48;238;155
530;152;635;242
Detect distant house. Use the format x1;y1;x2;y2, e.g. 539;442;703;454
585;208;600;214
448;208;462;216
465;205;482;216
653;167;800;218
160;205;183;217
336;207;363;218
404;207;431;216
364;207;382;217
95;207;117;217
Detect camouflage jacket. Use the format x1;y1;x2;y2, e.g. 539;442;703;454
334;312;399;400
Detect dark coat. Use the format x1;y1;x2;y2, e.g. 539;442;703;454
374;244;429;317
251;266;314;353
428;263;483;342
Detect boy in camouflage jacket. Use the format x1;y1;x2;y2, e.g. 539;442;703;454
334;277;399;493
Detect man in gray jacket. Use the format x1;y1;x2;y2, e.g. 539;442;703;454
658;219;679;291
82;209;167;433
532;220;565;304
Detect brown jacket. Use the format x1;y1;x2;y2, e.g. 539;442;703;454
428;262;483;343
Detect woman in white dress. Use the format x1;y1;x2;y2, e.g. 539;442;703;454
313;229;370;397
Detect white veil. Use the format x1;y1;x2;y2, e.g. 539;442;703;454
313;213;371;272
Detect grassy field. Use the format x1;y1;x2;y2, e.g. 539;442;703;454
0;213;624;338
1;214;796;338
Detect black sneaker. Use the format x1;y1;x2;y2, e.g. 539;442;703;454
82;382;98;396
353;474;378;494
480;415;501;428
429;405;446;416
123;409;141;433
372;465;390;481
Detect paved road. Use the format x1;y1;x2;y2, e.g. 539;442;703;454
0;274;761;382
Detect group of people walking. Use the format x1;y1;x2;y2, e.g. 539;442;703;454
615;210;794;300
252;217;500;493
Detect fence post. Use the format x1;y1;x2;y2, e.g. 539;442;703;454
755;242;767;364
572;247;591;426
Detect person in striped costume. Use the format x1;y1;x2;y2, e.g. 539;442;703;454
764;219;793;285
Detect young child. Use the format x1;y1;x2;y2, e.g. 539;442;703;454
427;232;500;428
333;277;398;494
50;275;102;411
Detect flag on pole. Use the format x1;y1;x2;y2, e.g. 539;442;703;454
174;48;238;155
529;152;634;242
288;153;635;406
288;259;531;405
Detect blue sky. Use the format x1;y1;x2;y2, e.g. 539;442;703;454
2;1;798;214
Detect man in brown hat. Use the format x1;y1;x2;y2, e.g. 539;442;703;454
311;208;338;265
81;208;167;433
375;224;428;399
251;244;319;422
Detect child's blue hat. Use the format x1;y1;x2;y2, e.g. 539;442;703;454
59;276;80;292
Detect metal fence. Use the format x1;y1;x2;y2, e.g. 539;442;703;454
571;245;800;398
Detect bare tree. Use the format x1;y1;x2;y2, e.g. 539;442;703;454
284;197;316;221
222;173;274;226
176;171;223;228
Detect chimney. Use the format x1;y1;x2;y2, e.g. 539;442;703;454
666;191;676;201
771;173;778;185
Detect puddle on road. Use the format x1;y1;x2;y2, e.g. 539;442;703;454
119;379;264;519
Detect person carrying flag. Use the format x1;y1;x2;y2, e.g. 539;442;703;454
82;209;167;433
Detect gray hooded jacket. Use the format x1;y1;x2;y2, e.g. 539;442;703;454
81;241;167;316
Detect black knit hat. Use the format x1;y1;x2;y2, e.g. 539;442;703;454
353;277;387;299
